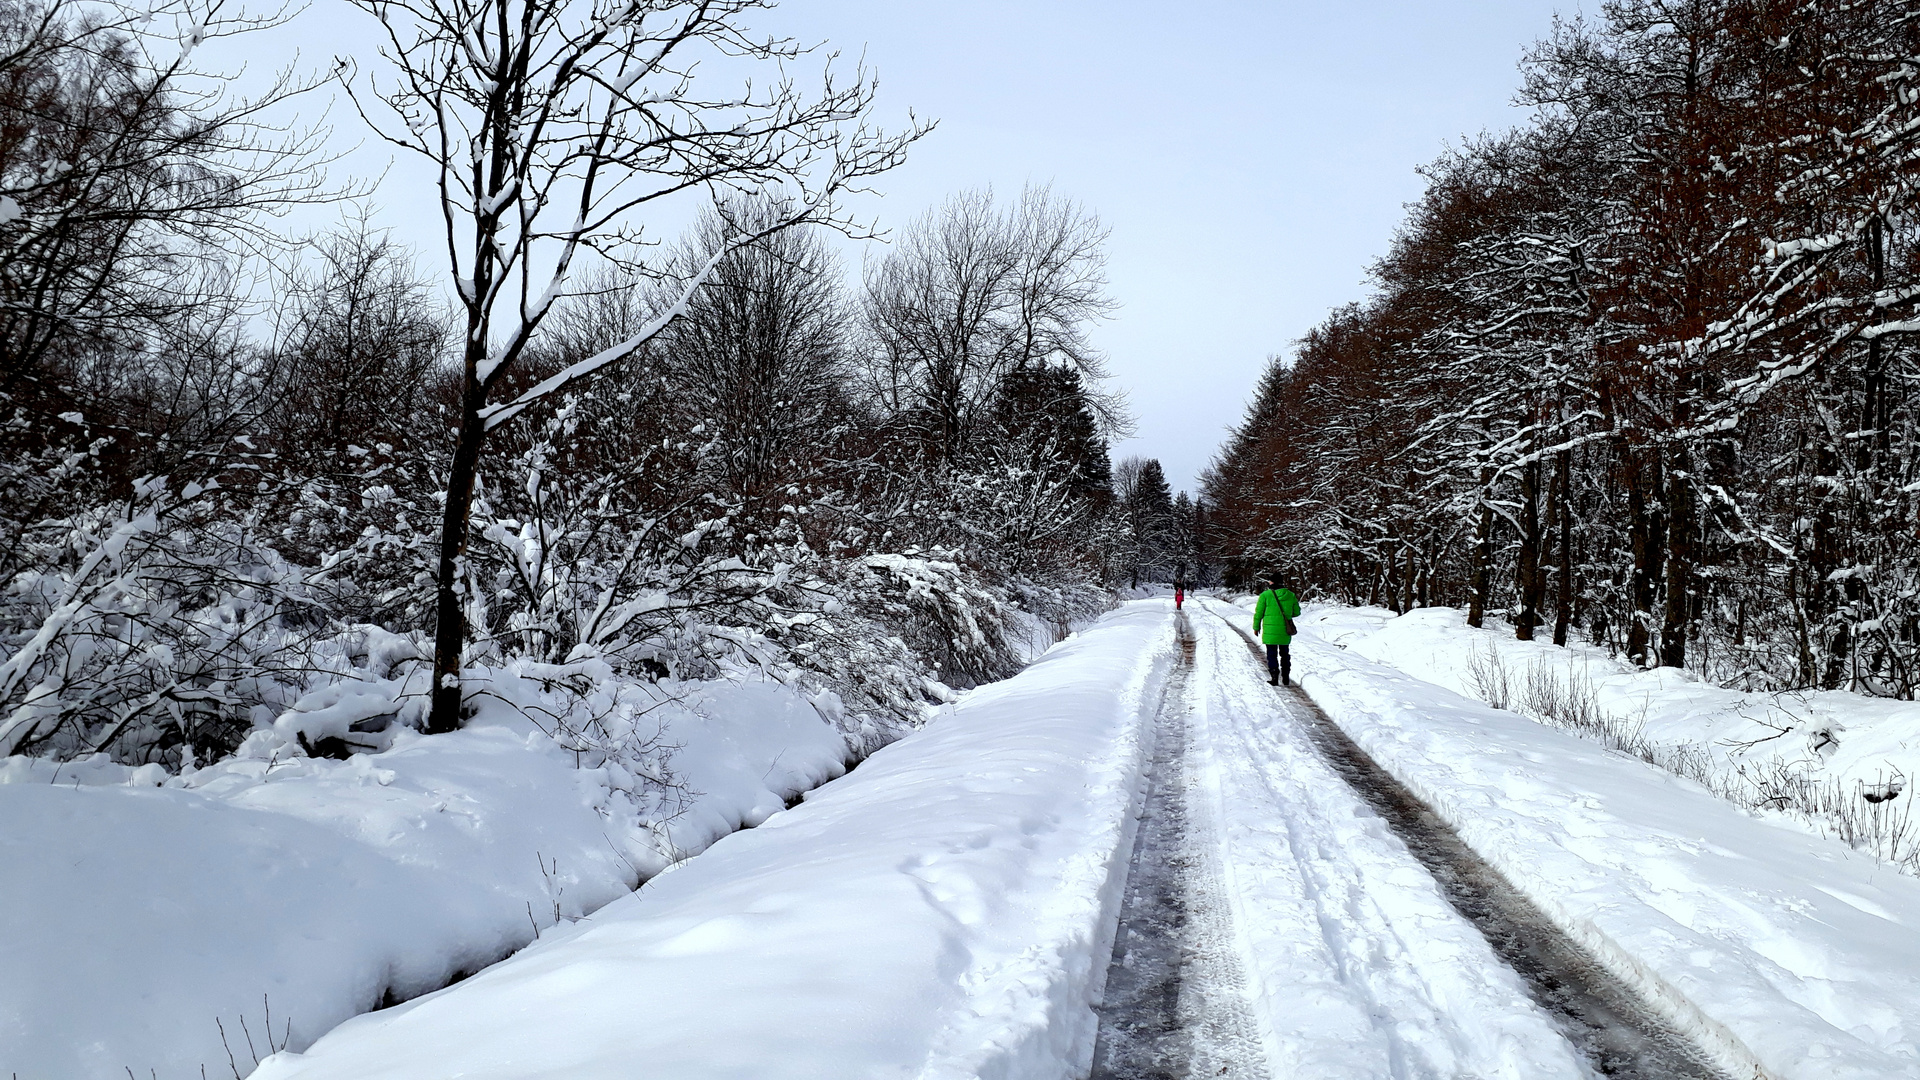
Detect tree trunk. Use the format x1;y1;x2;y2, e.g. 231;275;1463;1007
1552;449;1574;646
428;376;488;734
1790;560;1815;687
1826;620;1853;691
1843;218;1888;693
1659;450;1692;670
1403;548;1416;613
1808;429;1842;688
1515;459;1544;641
1626;448;1660;667
1390;545;1405;614
1417;538;1434;608
1467;467;1495;628
1862;217;1891;470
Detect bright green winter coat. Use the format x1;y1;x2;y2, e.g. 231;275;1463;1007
1253;588;1301;645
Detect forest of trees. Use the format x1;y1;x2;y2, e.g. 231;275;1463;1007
0;0;1202;766
1112;455;1208;590
1206;0;1920;697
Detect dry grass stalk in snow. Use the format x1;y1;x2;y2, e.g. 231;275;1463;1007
1466;642;1919;874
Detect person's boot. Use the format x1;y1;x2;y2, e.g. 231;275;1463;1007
1269;671;1278;686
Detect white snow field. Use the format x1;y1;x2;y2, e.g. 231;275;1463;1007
1311;604;1920;870
0;675;855;1080
245;603;1175;1080
1239;599;1920;1079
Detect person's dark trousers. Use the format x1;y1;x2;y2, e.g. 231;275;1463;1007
1265;642;1291;685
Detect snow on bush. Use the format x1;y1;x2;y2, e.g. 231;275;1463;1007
0;130;1128;1077
240;602;1175;1080
0;477;322;765
0;419;1101;1076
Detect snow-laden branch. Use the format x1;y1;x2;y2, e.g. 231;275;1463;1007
476;216;794;432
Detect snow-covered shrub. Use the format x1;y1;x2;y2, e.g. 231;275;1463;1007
0;175;1132;777
0;476;325;765
1005;573;1111;643
846;551;1021;689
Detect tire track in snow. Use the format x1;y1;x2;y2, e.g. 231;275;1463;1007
1090;612;1268;1080
1199;600;1733;1080
1191;606;1589;1078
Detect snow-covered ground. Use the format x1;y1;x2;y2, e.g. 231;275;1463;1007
243;602;1173;1080
19;595;1919;1080
1308;604;1920;873
1;671;857;1080
1230;599;1920;1078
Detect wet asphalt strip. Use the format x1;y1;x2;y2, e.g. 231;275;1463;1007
1088;618;1199;1079
1090;613;1266;1080
1198;607;1735;1080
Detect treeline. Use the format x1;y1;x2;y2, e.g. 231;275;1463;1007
1207;0;1920;696
0;0;1136;765
1112;455;1209;590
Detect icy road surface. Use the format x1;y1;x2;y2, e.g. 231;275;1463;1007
1091;604;1672;1080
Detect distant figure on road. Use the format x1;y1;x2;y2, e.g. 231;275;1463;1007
1253;572;1301;686
1174;583;1185;610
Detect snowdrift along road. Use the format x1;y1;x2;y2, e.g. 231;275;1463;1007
1276;599;1920;1078
248;603;1176;1080
0;679;855;1080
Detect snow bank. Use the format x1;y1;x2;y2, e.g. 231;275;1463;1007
1310;605;1920;870
1;676;854;1080
247;602;1175;1080
1288;617;1920;1079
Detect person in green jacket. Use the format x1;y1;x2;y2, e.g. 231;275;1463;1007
1253;571;1301;686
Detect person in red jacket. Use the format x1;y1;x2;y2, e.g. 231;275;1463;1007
1174;582;1185;610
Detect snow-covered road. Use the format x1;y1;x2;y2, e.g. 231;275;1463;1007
1085;599;1708;1079
100;598;1920;1079
1089;612;1266;1080
1182;598;1722;1078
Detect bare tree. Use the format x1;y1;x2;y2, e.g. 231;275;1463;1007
273;214;448;457
860;184;1116;463
337;0;924;730
654;195;853;531
0;0;332;391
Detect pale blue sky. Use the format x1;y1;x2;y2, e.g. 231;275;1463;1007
762;1;1579;493
262;0;1575;493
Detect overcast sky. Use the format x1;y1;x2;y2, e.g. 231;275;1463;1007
775;1;1579;493
264;0;1575;494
